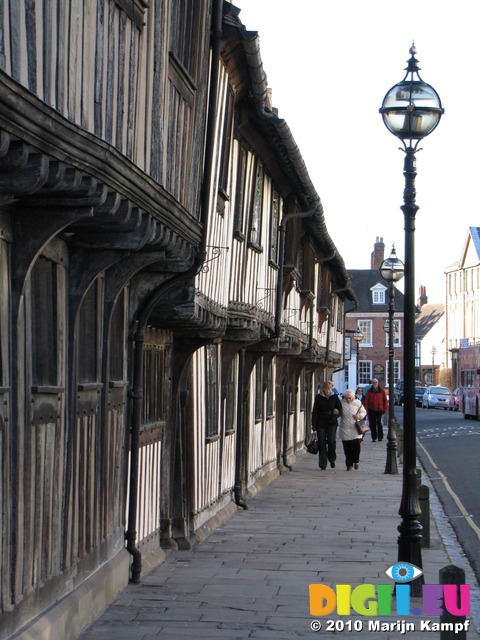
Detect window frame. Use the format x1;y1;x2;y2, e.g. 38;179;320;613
205;345;220;440
233;144;247;238
248;159;264;249
358;320;373;347
359;360;372;386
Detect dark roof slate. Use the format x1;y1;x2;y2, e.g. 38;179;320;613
345;269;405;313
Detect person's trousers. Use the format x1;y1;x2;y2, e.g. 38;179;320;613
367;410;384;441
316;425;337;469
342;438;361;468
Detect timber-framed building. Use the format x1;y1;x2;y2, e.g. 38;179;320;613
0;2;356;638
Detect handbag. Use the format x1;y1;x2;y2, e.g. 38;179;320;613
355;419;369;435
306;436;319;454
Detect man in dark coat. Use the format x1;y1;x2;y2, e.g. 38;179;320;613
312;380;342;470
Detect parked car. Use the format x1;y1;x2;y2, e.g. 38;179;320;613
421;386;451;410
394;380;404;405
415;386;427;407
449;388;460;411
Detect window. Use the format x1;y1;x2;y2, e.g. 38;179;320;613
266;361;274;417
110;290;126;381
270;189;280;264
205;345;219;439
299;369;306;412
78;280;102;384
143;347;167;426
114;0;149;29
249;160;264;247
255;358;263;422
461;370;475;387
415;340;421;368
225;357;237;434
385;319;401;347
169;0;204;81
386;360;401;387
233;145;247;237
372;284;387;305
358;320;372;346
31;257;58;387
218;83;234;203
359;361;372;385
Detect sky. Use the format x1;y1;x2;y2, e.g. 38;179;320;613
236;0;480;302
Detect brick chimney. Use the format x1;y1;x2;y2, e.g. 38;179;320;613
418;285;428;308
371;237;385;270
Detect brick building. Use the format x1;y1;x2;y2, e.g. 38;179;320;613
339;238;405;392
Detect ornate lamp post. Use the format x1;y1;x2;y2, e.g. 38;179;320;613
353;329;364;391
380;44;444;595
380;245;405;475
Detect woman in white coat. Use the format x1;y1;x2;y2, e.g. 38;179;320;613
339;389;367;470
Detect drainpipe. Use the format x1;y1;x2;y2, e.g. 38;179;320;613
125;0;223;581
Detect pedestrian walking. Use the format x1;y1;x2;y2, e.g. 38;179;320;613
339;389;367;470
364;378;388;442
312;380;342;470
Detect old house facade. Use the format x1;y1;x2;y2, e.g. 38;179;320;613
0;2;355;638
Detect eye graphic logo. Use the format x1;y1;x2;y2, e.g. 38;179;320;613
386;562;424;583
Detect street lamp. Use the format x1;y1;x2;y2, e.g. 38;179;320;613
431;346;437;384
353;329;364;391
380;44;444;595
380;245;405;475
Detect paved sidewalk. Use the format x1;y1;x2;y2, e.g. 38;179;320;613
79;440;479;639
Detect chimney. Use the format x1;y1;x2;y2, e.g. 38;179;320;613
371;236;385;270
418;285;428;308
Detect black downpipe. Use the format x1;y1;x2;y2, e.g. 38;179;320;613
125;0;224;581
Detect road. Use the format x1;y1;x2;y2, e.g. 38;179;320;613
394;404;480;585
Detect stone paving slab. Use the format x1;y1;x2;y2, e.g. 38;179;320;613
78;440;480;639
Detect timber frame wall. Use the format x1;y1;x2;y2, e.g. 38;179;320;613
0;2;356;639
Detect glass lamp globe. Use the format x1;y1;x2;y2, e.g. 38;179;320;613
380;45;444;144
380;246;405;283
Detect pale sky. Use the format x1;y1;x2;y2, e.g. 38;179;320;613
236;0;480;302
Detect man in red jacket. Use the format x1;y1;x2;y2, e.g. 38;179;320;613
364;378;388;442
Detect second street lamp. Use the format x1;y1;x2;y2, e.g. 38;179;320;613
353;329;364;391
380;245;404;475
380;44;444;595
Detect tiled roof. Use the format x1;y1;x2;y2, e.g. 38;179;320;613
415;303;445;340
345;270;404;313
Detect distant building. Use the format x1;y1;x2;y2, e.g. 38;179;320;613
446;226;480;385
337;237;405;392
415;289;445;385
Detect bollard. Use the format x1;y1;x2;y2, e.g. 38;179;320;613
418;484;430;547
416;467;422;487
395;419;403;462
439;565;468;640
